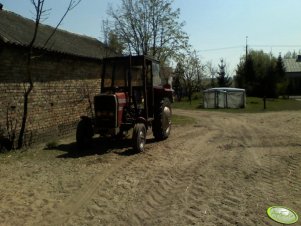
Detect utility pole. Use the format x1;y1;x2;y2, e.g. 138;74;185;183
245;36;248;61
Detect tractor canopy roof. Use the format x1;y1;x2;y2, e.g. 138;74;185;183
101;55;161;89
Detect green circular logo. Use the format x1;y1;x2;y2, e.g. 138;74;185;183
267;206;298;224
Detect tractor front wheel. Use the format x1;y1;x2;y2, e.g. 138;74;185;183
132;123;146;152
76;118;94;148
152;98;172;140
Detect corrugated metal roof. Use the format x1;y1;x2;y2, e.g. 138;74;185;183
283;58;301;73
0;10;112;59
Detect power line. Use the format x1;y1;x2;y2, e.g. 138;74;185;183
198;45;301;53
199;46;244;52
251;45;301;48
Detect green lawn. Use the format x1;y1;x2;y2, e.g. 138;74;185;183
172;96;301;113
172;114;197;126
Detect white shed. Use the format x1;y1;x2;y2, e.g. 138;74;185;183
203;88;246;109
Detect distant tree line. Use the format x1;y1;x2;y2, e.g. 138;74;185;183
172;57;233;102
235;50;287;98
283;50;301;59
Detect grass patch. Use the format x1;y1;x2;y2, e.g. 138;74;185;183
173;96;301;113
172;114;196;126
223;97;301;113
172;98;202;110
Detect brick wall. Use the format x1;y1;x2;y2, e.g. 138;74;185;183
0;45;102;148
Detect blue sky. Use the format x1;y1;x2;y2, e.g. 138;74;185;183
2;0;301;74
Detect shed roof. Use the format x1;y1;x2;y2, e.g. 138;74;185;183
283;56;301;73
0;10;111;59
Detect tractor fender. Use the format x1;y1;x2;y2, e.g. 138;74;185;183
135;117;147;128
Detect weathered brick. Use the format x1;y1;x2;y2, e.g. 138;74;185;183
1;46;102;147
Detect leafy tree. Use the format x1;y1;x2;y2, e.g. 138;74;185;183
173;62;184;101
101;19;125;55
107;31;125;54
108;0;189;63
235;50;287;98
275;54;288;96
216;59;231;87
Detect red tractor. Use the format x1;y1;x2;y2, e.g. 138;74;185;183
76;55;173;152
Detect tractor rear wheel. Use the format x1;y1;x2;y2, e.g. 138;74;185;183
152;98;172;140
132;123;146;152
76;118;94;148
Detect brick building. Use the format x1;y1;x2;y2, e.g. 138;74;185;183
0;9;115;149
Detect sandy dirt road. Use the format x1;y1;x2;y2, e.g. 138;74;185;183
0;109;301;226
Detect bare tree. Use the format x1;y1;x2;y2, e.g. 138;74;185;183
17;0;81;149
176;51;202;103
108;0;189;63
101;19;110;56
205;61;217;88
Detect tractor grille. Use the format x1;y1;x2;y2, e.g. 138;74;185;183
94;95;117;128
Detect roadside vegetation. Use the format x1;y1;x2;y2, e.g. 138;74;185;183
172;114;197;126
173;94;301;113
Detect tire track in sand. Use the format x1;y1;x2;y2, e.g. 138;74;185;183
120;110;233;225
65;123;213;225
173;110;282;225
38;110;301;225
39;155;135;226
207;126;250;225
235;122;301;225
39;117;206;225
127;129;216;226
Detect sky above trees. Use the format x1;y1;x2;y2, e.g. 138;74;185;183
2;0;301;74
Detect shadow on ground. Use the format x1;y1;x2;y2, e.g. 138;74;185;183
51;137;157;158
